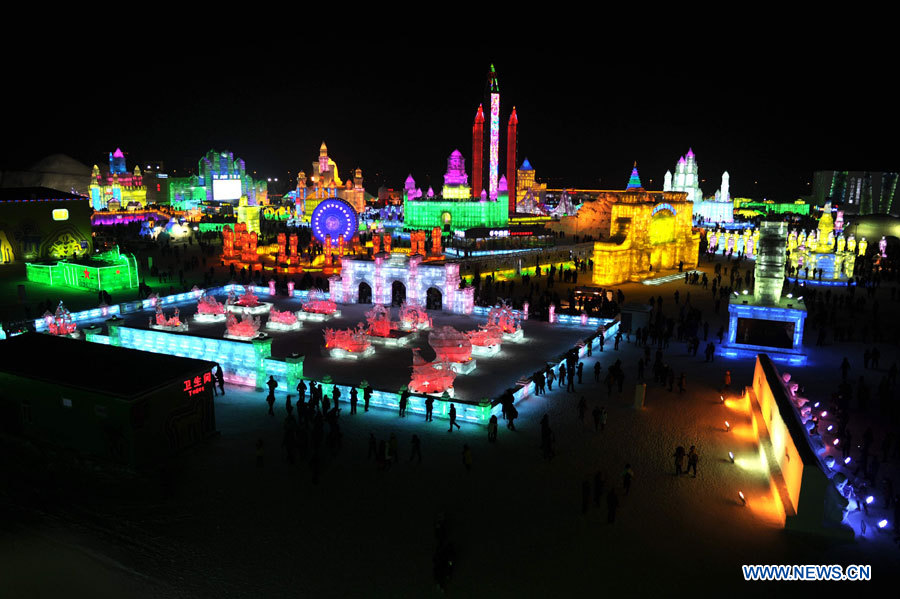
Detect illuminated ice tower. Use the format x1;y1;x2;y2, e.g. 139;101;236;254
720;220;808;365
507;107;517;215
472;105;484;199
488;64;500;200
664;149;703;203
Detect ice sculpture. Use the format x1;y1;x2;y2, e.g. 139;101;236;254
301;289;338;314
429;326;472;363
266;308;302;331
408;347;456;394
324;323;373;358
224;311;262;340
150;305;188;331
195;293;227;323
399;300;432;331
365;304;395;338
45;301;78;337
486;300;523;341
225;286;272;315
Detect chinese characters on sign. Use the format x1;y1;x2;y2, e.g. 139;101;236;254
183;372;212;397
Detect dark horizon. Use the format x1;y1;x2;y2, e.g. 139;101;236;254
3;43;895;202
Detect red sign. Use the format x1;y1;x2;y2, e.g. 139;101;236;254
183;374;209;397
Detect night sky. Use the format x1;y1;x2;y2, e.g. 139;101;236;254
3;40;895;201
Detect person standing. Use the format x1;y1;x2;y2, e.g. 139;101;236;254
215;365;225;396
448;404;461;431
607;488;619;523
367;433;377;459
425;395;434;422
488;415;498;442
507;403;518;430
721;370;732;394
686;446;699;477
363;385;372;412
547;368;555;391
674;446;686;475
349;387;358;415
623;464;634;495
593;470;605;507
266;376;278;416
567;367;576;392
594;362;602;383
576;362;584;384
410;434;422;463
399;389;409;418
255;438;264;467
296;378;307;405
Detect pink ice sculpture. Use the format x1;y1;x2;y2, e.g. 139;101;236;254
46;301;77;336
486;300;521;334
225;311;261;338
197;293;226;315
429;326;472;363
466;326;502;347
365;304;395;338
399;301;432;330
409;348;456;394
235;286;261;307
154;305;182;327
269;308;298;325
302;289;337;314
324;323;371;354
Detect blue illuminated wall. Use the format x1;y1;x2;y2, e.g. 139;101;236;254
719;300;808;366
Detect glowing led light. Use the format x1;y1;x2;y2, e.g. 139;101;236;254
724;420;731;432
865;496;874;505
878;519;888;528
814;402;820;408
844;457;851;464
833;438;840;446
827;425;834;431
738;491;746;505
728;451;735;463
720;395;725;403
821;411;828;417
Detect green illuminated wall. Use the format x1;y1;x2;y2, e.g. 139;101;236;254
25;248;139;291
404;196;508;231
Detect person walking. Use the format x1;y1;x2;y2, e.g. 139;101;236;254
399;388;409;418
507;403;518;431
215;365;225;396
592;405;602;431
255;438;264;467
296;378;307;405
623;464;634;495
266;376;278;416
462;444;472;471
593;470;605;507
367;433;377;459
448;404;461;431
674;446;686;475
686;446;699;477
607;488;619;523
410;434;422;463
840;357;851;381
